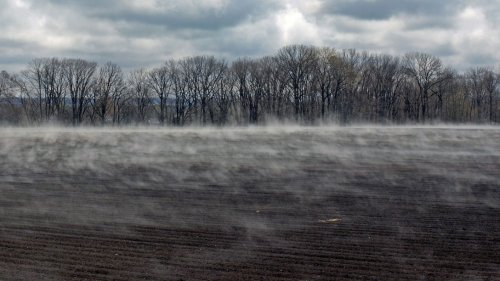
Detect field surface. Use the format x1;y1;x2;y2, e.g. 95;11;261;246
0;126;499;280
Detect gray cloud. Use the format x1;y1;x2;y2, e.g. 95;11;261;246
39;0;277;31
320;0;466;20
0;0;498;72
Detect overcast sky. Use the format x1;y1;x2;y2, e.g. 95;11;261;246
1;0;499;71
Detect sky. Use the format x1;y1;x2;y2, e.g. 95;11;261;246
0;0;499;72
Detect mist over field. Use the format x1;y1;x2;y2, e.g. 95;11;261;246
0;125;499;280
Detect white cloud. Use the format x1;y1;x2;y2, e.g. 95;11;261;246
275;4;321;45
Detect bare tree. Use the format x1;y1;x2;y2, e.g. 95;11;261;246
180;56;226;124
365;54;404;122
336;49;368;123
0;71;13;100
277;45;318;122
111;81;132;125
315;48;336;120
128;68;151;124
465;67;499;123
149;65;171;125
258;56;288;121
484;69;499;123
214;68;235;125
232;58;268;124
63;58;97;125
21;59;45;122
232;59;252;123
0;71;21;123
91;62;124;125
403;53;451;122
169;60;189;125
19;58;67;122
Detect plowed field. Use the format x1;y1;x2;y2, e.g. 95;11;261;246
1;126;499;280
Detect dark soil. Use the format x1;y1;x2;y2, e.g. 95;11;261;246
0;127;499;280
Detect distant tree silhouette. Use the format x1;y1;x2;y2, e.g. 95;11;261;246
0;45;498;125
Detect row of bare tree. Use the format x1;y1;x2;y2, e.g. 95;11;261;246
0;45;499;125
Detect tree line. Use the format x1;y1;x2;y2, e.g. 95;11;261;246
0;45;499;126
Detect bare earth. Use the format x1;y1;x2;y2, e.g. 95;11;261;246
0;126;499;280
